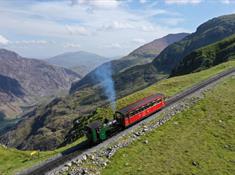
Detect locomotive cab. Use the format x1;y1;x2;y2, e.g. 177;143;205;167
114;112;125;125
84;121;107;144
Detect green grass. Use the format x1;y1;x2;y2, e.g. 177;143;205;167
102;76;235;175
0;136;85;175
0;60;235;175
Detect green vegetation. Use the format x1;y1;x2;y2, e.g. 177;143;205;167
172;34;235;76
0;60;234;175
102;75;235;175
0;136;85;175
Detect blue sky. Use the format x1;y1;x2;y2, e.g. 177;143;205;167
0;0;234;58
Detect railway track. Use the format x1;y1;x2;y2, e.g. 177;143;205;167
18;67;235;175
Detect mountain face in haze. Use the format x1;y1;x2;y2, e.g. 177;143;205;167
0;49;80;119
171;34;235;76
46;51;112;77
70;33;189;93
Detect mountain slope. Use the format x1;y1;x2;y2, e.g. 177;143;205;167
0;74;25;99
0;49;80;119
70;33;189;93
129;33;189;58
171;34;235;76
46;51;112;76
105;14;235;98
153;14;235;73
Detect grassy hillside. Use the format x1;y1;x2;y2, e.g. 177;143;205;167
0;137;85;175
0;60;234;174
172;34;235;76
102;75;235;175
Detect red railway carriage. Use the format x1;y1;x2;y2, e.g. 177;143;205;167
115;93;166;127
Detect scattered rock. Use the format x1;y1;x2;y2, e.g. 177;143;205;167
66;162;72;167
102;162;107;167
192;161;199;166
143;140;149;144
90;155;95;160
173;121;178;125
134;132;141;136
143;128;149;132
62;166;69;172
82;155;87;161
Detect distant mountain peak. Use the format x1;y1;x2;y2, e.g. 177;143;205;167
128;32;189;58
0;48;20;59
46;51;112;77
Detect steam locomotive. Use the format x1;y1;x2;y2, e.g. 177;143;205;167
84;93;166;144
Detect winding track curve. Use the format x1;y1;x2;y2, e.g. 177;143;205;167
18;67;235;175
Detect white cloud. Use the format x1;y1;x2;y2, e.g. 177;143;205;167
141;25;155;32
165;0;202;4
12;40;49;45
0;35;9;45
65;25;90;36
161;18;185;26
104;43;122;49
101;21;134;31
139;0;147;4
220;0;235;4
132;38;146;44
64;43;80;48
77;0;120;8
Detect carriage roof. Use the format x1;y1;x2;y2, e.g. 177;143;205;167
117;93;164;115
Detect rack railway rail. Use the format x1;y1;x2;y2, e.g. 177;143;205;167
18;67;235;175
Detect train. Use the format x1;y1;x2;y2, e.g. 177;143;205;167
84;93;166;144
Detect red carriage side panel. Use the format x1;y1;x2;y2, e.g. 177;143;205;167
117;94;166;128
